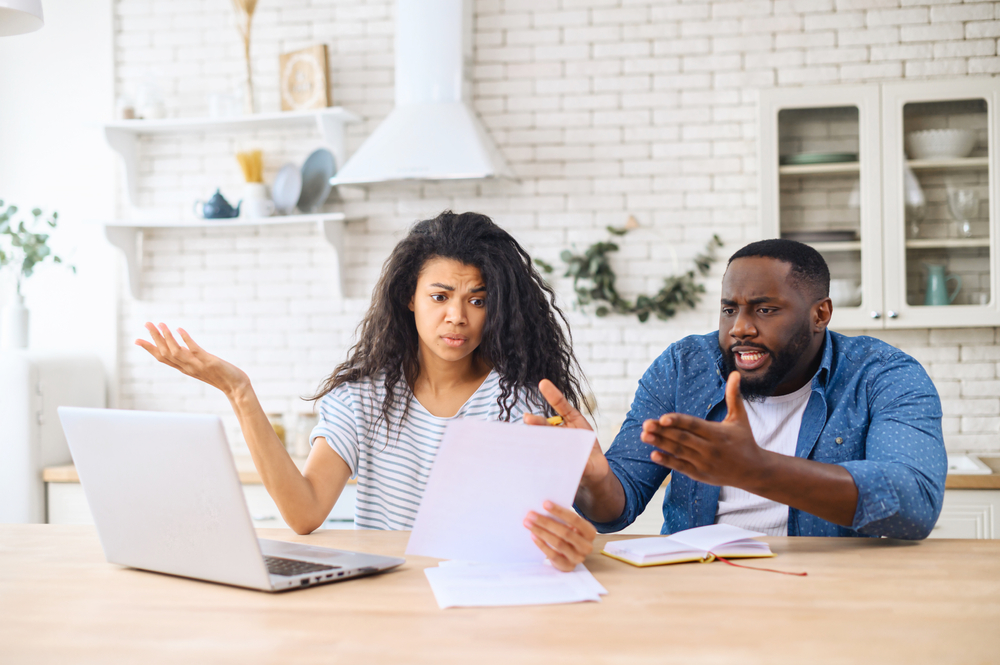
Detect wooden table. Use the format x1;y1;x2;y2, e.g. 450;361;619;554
2;526;998;664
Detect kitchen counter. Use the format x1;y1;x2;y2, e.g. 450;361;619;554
43;459;994;488
43;455;357;485
943;454;1000;489
1;525;998;664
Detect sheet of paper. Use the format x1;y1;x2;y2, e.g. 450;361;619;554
405;419;595;564
666;524;766;551
425;562;606;609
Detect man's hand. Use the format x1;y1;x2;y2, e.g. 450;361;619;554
524;502;597;572
524;379;609;486
640;371;767;488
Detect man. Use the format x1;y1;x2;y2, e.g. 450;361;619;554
528;239;946;539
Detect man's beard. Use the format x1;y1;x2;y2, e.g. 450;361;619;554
720;322;813;403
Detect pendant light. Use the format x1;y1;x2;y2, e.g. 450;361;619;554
0;0;43;36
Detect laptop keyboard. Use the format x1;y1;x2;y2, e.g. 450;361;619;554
265;556;341;577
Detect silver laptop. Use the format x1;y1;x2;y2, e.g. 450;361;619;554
57;407;404;592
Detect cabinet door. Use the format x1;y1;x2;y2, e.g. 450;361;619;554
882;79;1000;328
760;85;883;330
929;489;999;539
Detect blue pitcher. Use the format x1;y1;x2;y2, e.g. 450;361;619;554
924;263;961;306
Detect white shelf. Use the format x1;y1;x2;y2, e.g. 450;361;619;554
907;156;989;171
101;213;348;300
905;238;991;249
103;108;361;207
804;240;862;252
779;162;860;176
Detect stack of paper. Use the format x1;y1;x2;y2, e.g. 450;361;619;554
602;524;773;567
406;419;603;609
424;562;606;609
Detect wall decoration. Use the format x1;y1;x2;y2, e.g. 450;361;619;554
536;221;723;323
279;45;329;112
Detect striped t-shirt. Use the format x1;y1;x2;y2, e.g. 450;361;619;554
310;370;539;530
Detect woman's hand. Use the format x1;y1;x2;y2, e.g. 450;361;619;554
135;322;250;398
524;501;597;572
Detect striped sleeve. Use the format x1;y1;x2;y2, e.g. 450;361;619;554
310;384;362;478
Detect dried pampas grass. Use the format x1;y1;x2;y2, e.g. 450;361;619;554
231;0;259;114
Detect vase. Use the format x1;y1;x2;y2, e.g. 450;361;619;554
0;293;29;349
923;264;961;307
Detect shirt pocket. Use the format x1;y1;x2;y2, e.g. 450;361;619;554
812;423;867;464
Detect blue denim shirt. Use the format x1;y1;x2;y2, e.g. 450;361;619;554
594;330;946;539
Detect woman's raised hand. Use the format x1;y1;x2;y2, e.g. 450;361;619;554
135;323;250;397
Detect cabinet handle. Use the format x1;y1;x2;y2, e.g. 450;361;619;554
887;311;898;319
870;311;881;319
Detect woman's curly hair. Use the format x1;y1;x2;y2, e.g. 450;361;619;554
310;210;590;436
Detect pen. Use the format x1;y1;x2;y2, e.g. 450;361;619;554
546;415;564;426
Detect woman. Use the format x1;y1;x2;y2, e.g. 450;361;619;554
137;211;597;571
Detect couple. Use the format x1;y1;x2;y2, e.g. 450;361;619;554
139;211;947;572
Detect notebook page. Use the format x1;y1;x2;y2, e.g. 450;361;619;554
666;524;766;552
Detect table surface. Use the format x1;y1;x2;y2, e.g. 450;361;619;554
2;525;998;665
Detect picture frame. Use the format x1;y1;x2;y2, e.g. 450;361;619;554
279;45;329;111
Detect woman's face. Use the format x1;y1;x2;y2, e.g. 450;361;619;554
408;257;487;366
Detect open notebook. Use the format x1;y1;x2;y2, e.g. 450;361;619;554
602;524;774;567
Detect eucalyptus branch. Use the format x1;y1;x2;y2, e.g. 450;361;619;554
0;200;75;296
536;228;722;324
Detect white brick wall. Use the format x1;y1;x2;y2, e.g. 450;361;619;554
114;0;1000;454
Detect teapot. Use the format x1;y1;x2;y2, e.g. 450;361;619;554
924;263;961;306
194;189;241;219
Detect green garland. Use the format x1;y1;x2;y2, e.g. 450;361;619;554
536;228;722;323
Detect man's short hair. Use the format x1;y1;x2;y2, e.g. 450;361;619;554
727;239;830;300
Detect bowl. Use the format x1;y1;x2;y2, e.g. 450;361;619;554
905;129;976;160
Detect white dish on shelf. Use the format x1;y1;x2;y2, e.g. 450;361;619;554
272;163;302;215
298;148;336;213
906;129;976;160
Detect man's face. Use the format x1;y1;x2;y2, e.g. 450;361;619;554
718;257;823;401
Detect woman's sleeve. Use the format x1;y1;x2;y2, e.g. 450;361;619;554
310;385;362;478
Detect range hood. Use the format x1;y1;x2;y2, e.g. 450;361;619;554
329;0;515;186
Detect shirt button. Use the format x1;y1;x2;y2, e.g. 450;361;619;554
835;437;844;445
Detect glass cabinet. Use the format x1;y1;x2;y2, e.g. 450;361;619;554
760;80;1000;329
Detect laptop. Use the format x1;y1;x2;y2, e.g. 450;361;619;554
57;407;404;592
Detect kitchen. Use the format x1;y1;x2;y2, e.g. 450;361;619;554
2;0;1000;661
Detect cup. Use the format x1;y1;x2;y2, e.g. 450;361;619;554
240;183;275;218
829;279;862;307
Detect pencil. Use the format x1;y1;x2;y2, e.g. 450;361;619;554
546;415;564;426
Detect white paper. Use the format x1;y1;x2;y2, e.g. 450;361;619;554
425;562;606;609
405;419;595;564
666;524;766;551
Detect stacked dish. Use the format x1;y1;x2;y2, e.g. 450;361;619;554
270;148;338;215
905;129;976;160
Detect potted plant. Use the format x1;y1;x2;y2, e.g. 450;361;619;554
0;200;73;349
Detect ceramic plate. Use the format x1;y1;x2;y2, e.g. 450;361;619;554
272;163;302;215
780;152;858;165
297;148;336;213
781;230;858;242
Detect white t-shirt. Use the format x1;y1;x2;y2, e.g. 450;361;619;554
714;380;814;536
311;370;540;530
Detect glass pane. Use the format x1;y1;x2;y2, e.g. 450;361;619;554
902;99;991;308
777;106;862;308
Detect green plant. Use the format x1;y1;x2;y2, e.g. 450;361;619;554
0;200;74;295
537;227;723;323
